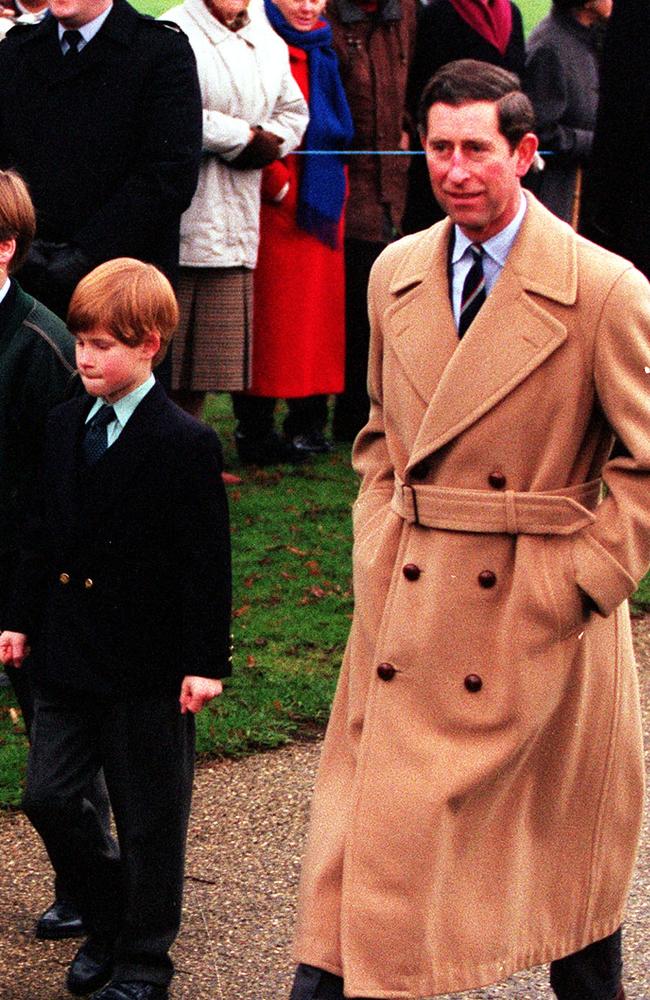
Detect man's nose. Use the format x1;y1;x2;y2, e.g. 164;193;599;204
446;151;470;182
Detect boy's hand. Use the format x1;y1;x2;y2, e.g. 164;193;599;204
179;676;223;714
0;631;29;668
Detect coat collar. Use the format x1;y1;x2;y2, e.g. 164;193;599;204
17;0;139;82
383;193;579;474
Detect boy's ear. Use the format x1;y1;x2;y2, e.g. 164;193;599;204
142;330;161;360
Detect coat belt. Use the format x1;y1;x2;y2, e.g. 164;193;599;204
391;477;601;535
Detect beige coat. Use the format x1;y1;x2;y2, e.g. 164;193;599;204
293;194;650;999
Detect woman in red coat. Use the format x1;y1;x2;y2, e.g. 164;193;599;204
231;0;353;464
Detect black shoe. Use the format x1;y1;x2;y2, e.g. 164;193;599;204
92;982;168;1000
235;430;309;466
66;938;113;996
291;431;333;455
35;898;85;940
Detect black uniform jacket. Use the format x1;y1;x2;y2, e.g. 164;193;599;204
4;383;232;700
0;0;202;284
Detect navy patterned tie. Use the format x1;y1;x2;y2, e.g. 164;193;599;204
62;29;82;59
458;243;486;338
83;405;115;465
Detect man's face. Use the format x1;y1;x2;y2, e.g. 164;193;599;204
47;0;111;28
423;100;537;242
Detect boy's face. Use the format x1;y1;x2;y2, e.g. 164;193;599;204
75;328;159;403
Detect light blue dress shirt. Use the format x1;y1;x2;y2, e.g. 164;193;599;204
58;3;113;53
85;373;155;449
0;277;10;306
450;192;527;329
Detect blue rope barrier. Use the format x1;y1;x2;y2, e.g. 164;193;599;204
288;149;554;156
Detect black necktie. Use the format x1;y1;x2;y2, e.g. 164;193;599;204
62;29;82;59
83;405;115;465
458;243;486;338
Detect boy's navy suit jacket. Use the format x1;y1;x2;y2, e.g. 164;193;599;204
5;382;232;699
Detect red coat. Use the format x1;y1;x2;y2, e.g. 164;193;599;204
249;44;346;398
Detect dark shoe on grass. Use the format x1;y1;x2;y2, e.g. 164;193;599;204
36;898;85;940
235;430;309;466
67;938;113;995
291;431;333;455
92;981;168;1000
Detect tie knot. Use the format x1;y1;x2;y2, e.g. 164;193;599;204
470;243;484;262
89;404;115;430
62;29;82;54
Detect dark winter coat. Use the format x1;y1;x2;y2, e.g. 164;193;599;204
0;0;202;308
402;0;524;234
326;0;417;244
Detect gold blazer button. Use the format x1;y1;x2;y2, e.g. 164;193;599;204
84;578;94;590
59;572;71;585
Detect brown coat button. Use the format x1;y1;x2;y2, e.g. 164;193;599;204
487;470;506;489
84;578;94;590
478;570;497;588
410;460;429;481
464;674;483;693
402;563;421;581
59;572;70;585
377;663;396;681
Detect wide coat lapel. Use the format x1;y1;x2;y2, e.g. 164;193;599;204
384;195;579;475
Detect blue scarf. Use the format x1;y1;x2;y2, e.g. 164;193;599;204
264;0;354;249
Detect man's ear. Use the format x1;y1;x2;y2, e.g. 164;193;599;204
142;330;161;360
515;132;539;177
0;237;16;271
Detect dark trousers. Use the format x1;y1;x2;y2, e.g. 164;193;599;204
232;393;329;439
332;238;386;443
1;569;114;906
23;688;195;986
290;928;623;1000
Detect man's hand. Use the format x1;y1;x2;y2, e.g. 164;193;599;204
179;676;223;714
0;631;29;668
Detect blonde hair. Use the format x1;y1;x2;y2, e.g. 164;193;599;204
0;169;36;273
67;258;179;366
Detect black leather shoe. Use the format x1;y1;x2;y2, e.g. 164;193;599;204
235;430;309;466
291;431;333;455
66;938;113;996
35;898;85;940
92;982;168;1000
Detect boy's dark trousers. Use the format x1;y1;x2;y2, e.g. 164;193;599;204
23;686;195;986
290;929;623;1000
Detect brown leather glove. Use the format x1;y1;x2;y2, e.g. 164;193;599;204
229;127;283;170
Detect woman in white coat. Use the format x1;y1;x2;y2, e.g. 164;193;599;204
162;0;308;420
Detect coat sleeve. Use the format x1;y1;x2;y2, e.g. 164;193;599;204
524;42;592;162
72;25;203;264
170;428;233;678
572;265;650;615
257;50;309;157
351;249;399;532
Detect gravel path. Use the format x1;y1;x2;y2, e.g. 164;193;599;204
1;617;648;1000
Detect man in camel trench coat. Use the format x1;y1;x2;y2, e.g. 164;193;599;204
289;61;650;1000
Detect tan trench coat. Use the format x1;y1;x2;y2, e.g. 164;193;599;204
293;194;649;998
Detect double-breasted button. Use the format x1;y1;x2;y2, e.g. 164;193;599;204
83;578;94;590
402;563;421;581
377;662;396;681
487;470;506;490
464;674;483;693
59;572;70;585
410;460;430;481
478;570;497;589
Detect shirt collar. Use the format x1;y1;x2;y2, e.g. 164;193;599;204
0;276;10;307
451;191;527;266
58;2;112;46
86;373;155;426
